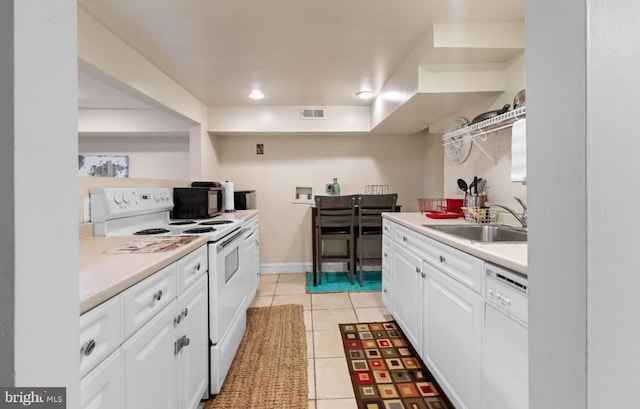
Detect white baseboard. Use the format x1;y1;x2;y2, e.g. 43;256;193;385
259;262;312;274
259;262;382;275
260;262;353;274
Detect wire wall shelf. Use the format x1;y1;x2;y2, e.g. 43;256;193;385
442;106;526;164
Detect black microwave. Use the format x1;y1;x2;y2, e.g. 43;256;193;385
172;187;224;219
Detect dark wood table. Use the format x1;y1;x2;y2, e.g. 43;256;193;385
311;205;401;286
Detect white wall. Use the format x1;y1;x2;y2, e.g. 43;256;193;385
0;2;79;406
214;132;438;265
587;1;640;405
529;1;640;408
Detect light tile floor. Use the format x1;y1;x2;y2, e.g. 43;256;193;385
249;272;393;409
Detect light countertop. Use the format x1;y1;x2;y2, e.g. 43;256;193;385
79;209;259;314
383;212;527;276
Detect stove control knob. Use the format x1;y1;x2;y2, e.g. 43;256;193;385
123;192;133;204
154;191;161;202
113;193;123;204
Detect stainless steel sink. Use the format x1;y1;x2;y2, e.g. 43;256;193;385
422;224;527;243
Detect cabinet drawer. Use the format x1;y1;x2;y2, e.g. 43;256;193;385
394;224;434;257
425;239;484;294
122;263;177;339
177;246;207;293
485;264;528;326
382;238;392;274
395;224;483;293
80;296;122;377
381;273;392;312
382;219;394;237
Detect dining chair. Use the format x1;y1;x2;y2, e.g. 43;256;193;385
314;195;357;285
356;194;398;286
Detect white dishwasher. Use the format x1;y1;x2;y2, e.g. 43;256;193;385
482;263;529;409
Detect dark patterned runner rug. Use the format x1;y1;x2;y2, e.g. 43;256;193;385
339;321;453;409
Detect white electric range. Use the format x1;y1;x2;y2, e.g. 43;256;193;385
89;187;255;395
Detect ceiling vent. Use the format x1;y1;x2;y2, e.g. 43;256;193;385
300;107;326;120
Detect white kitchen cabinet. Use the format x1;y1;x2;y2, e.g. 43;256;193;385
391;244;423;351
123;299;179;409
122;274;209;409
177;274;209;409
423;265;482;409
381;220;393;312
80;245;209;409
80;348;124;409
383;218;523;409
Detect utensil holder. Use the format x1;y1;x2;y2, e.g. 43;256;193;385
462;207;498;224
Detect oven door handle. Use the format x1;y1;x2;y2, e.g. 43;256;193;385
217;228;249;252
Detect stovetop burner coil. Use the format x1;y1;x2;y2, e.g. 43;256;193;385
134;228;171;235
169;221;196;226
183;227;216;234
199;220;234;226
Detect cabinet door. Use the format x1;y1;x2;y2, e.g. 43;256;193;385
482;303;528;409
177;274;210;409
123;300;178;409
80;349;124;409
391;245;423;351
423;265;482;409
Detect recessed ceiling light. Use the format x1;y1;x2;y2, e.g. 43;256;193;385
356;90;374;100
248;90;264;100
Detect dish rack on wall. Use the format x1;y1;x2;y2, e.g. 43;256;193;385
461;207;498;224
442;106;527;164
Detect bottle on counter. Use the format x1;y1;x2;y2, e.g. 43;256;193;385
330;178;341;196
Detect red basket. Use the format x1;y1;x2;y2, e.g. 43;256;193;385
445;198;464;213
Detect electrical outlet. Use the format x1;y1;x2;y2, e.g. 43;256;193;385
325;183;332;193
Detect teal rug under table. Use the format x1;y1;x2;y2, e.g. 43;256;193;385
306;271;382;293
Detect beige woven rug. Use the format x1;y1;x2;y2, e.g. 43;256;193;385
203;304;308;409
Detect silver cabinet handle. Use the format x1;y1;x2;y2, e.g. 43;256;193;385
152;290;163;302
421;271;426;278
499;295;512;306
174;335;191;355
415;266;420;274
81;339;96;356
383;252;388;258
194;263;201;273
174;315;182;326
439;256;446;263
403;236;408;242
182;307;189;318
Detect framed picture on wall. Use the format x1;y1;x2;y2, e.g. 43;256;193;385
78;155;129;178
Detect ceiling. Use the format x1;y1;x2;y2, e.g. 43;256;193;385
77;0;524;132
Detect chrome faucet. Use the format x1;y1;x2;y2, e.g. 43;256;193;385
487;197;527;229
